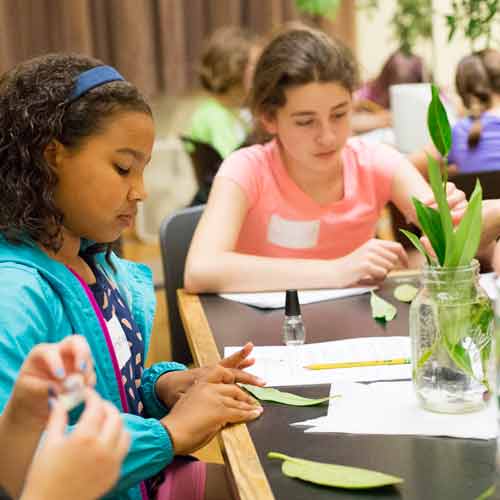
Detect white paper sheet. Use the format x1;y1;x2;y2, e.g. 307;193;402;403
219;287;375;309
479;272;498;300
224;336;411;387
294;381;497;440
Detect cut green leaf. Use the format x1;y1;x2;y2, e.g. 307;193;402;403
427;83;452;157
394;284;418;303
240;384;336;406
268;452;404;489
400;229;433;264
370;292;397;321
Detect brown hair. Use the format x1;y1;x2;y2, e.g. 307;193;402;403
199;26;254;95
0;53;151;255
249;25;358;140
369;49;426;109
455;49;500;149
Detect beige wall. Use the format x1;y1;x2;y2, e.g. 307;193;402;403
356;0;499;95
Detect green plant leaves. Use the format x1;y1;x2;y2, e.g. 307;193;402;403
427;84;451;157
394;284;418;302
370;292;397;321
268;452;404;489
240;384;335;406
403;86;483;270
294;0;341;18
446;180;483;267
412;198;446;265
400;229;433;264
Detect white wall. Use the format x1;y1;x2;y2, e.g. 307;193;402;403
355;0;499;94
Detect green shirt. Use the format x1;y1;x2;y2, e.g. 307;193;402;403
188;98;249;158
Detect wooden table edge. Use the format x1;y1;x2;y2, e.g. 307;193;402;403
177;289;276;500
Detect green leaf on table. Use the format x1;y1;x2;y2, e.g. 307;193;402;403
412;198;446;265
393;284;418;303
240;384;336;406
446;180;482;267
268;452;404;489
400;229;433;264
370;291;397;322
427;83;451;157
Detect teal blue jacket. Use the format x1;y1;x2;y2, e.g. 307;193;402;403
0;237;186;500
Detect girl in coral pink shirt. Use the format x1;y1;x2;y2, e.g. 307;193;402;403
185;26;466;293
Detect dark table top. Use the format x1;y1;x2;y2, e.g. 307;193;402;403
199;277;499;500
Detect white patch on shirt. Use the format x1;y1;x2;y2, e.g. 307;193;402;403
267;214;320;249
107;314;132;370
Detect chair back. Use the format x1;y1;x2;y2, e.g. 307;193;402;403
159;205;204;364
180;136;224;205
450;170;500;199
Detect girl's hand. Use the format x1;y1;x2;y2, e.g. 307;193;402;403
420;182;467;224
4;336;95;429
155;342;265;408
341;238;408;285
21;389;130;500
160;382;262;455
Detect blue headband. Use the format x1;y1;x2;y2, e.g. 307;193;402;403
68;66;125;103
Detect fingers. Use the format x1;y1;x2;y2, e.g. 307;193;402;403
223;405;263;424
219;342;254;369
204;366;236;384
59;335;95;386
213;383;257;405
45;398;69;441
73;389;106;437
229;369;266;387
25;343;67;381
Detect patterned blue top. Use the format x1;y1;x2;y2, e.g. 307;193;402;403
88;261;145;416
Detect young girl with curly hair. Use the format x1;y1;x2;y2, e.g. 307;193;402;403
0;53;264;500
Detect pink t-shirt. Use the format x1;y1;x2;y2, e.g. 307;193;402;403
217;138;401;259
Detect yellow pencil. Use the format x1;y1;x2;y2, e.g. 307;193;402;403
304;357;411;370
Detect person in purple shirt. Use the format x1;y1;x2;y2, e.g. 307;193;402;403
447;48;500;173
410;48;500;175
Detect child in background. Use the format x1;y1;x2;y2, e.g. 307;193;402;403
0;336;129;500
0;53;264;500
185;26;466;293
352;49;427;135
187;26;256;159
185;27;258;205
411;49;500;175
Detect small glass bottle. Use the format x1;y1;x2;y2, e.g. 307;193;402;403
282;290;306;345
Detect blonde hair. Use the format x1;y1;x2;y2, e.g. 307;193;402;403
199;27;254;95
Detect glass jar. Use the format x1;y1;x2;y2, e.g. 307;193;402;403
410;260;495;413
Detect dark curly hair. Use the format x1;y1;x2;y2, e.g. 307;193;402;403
0;53;152;255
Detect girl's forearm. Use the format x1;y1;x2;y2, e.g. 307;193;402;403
184;251;355;293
